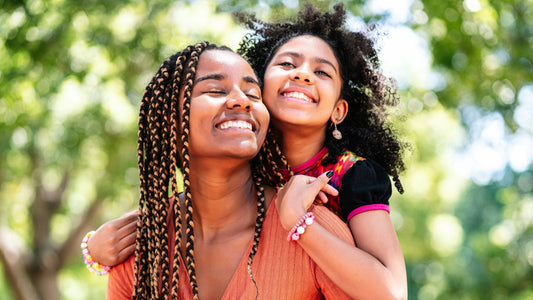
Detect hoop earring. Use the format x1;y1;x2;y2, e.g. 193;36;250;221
332;123;342;140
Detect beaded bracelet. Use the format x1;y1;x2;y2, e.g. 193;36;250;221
81;231;111;276
287;212;315;242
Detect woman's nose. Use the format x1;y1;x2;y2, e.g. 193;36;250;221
226;89;252;111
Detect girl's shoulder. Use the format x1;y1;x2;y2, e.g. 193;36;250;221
338;157;392;220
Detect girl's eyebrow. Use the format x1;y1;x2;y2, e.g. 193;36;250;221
276;51;338;74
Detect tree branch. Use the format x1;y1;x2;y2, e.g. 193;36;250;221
0;227;39;300
57;196;105;267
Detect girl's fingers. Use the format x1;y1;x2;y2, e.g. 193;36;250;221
117;216;138;237
316;191;329;204
115;210;139;226
320;183;338;196
117;243;137;264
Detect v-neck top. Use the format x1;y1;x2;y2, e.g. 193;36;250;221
107;197;354;299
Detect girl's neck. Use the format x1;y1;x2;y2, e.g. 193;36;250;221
279;128;326;167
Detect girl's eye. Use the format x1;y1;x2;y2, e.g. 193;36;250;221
316;70;331;78
278;62;294;68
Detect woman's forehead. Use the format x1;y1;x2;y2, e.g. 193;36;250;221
196;50;255;78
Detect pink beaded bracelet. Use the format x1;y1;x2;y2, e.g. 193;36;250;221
287;212;315;242
81;231;111;276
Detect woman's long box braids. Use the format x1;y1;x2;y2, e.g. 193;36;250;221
132;41;275;299
132;43;206;299
178;42;206;299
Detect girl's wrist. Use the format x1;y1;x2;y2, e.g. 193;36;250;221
281;208;308;231
286;212;315;241
81;230;111;275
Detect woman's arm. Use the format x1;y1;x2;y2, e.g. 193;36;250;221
87;210;138;267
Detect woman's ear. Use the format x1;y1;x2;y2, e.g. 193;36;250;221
330;99;348;124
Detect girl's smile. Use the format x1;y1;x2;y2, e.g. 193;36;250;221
262;35;344;130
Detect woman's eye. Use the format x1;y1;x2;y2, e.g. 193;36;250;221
246;94;261;100
205;90;225;95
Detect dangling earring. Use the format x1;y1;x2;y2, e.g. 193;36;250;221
332;123;342;140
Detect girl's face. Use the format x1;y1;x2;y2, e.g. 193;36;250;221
183;50;269;161
262;35;345;131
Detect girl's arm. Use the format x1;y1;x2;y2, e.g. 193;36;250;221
86;210;138;267
276;174;407;300
298;211;407;300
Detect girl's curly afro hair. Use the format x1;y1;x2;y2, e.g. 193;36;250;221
236;2;407;193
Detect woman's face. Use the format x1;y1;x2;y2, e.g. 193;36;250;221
183;50;269;161
262;35;344;131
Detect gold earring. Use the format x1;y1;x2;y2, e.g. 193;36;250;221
332;123;342;140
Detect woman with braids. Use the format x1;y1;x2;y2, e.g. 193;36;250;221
89;3;408;299
105;42;354;299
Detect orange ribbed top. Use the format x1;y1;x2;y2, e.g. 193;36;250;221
107;199;354;299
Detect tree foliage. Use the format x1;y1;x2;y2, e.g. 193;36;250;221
0;0;531;299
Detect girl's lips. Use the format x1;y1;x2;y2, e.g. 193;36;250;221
280;87;316;103
281;91;316;103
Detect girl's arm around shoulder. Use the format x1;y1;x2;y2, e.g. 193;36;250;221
88;210;138;267
297;206;407;299
309;205;354;245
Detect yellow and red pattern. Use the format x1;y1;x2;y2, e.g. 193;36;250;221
281;148;364;219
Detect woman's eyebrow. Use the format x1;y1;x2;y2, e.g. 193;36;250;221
196;73;225;83
196;74;259;87
243;75;260;87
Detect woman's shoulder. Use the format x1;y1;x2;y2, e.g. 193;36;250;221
107;255;135;299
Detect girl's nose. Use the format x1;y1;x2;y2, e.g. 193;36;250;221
290;67;313;84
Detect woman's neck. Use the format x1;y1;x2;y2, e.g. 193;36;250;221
186;159;258;243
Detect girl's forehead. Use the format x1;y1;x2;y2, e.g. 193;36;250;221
273;35;340;68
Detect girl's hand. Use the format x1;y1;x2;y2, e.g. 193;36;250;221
87;210;138;266
275;171;337;231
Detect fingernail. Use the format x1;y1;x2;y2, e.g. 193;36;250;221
326;170;333;178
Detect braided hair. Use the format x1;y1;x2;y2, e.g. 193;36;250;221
132;42;272;299
237;2;406;193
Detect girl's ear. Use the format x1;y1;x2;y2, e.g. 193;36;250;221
330;99;348;124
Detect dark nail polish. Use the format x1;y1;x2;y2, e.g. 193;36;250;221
326;170;334;178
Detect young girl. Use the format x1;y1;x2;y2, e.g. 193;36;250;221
106;42;353;299
237;3;407;299
87;3;407;299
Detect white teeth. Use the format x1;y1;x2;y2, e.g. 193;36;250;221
283;91;313;102
218;120;253;130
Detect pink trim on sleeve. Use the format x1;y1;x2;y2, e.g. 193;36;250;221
346;204;390;221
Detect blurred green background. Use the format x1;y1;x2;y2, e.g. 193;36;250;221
1;0;532;299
